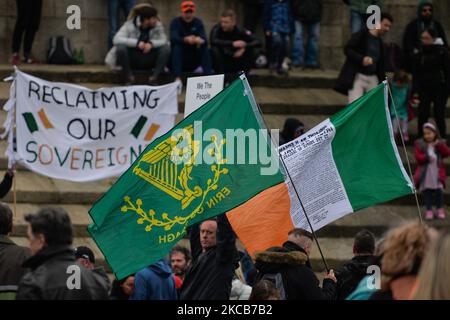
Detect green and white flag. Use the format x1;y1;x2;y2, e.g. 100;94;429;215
279;81;414;231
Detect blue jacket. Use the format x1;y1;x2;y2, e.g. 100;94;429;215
263;0;295;34
130;259;177;300
170;17;208;46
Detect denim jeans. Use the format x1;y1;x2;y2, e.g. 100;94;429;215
350;10;365;34
108;0;136;49
271;32;289;70
170;43;212;77
292;20;320;67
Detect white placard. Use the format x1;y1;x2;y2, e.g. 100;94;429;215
279;119;353;232
184;74;224;118
6;70;178;182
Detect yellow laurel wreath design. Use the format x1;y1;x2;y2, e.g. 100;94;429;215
121;135;228;232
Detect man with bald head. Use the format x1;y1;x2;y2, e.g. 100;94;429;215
180;215;238;300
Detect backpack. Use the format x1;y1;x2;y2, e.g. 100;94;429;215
260;272;287;300
47;36;76;65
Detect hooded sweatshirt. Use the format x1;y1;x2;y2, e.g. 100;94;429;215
130;259;177;300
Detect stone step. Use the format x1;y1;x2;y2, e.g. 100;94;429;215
10;203;449;274
7;234;354;274
10;232;403;273
8;202;448;239
0;65;338;88
1;116;448;173
3;81;450;120
0;170;113;204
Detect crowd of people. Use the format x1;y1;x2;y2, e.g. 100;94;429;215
3;0;449;301
1;204;449;300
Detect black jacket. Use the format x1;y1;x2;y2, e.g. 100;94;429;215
402;2;448;72
210;24;261;57
335;255;375;300
0;172;13;199
16;246;110;300
411;44;450;93
0;236;31;297
170;17;208;46
254;241;336;300
180;215;238;300
334;30;385;95
291;0;323;23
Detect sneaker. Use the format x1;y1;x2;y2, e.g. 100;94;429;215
193;66;204;74
276;68;289;77
436;208;446;220
282;57;291;71
403;132;409;143
425;210;434;220
11;53;20;66
22;56;37;64
148;75;158;86
123;74;135;86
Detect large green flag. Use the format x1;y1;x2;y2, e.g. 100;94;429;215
279;81;414;232
88;76;283;279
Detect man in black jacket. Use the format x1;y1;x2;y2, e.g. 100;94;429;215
335;13;393;103
403;1;448;72
180;214;238;300
254;228;337;300
335;229;376;300
16;207;110;300
0;203;31;299
210;9;261;75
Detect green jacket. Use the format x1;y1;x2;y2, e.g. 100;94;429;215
348;0;383;14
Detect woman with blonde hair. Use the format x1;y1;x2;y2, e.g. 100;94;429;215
370;221;437;300
413;231;450;300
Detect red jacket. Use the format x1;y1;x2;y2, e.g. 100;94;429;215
414;139;450;188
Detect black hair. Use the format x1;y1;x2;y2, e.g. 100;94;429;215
0;203;13;235
170;245;192;262
24;207;73;246
139;6;157;20
288;228;313;241
354;229;376;254
381;12;394;23
422;28;437;39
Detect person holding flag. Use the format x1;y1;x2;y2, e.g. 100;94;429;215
180;216;238;300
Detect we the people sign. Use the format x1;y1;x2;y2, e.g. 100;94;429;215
9;70;178;182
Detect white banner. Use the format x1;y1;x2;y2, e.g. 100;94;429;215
6;70;178;182
279;119;353;232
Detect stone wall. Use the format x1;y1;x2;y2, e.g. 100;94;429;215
0;0;449;69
